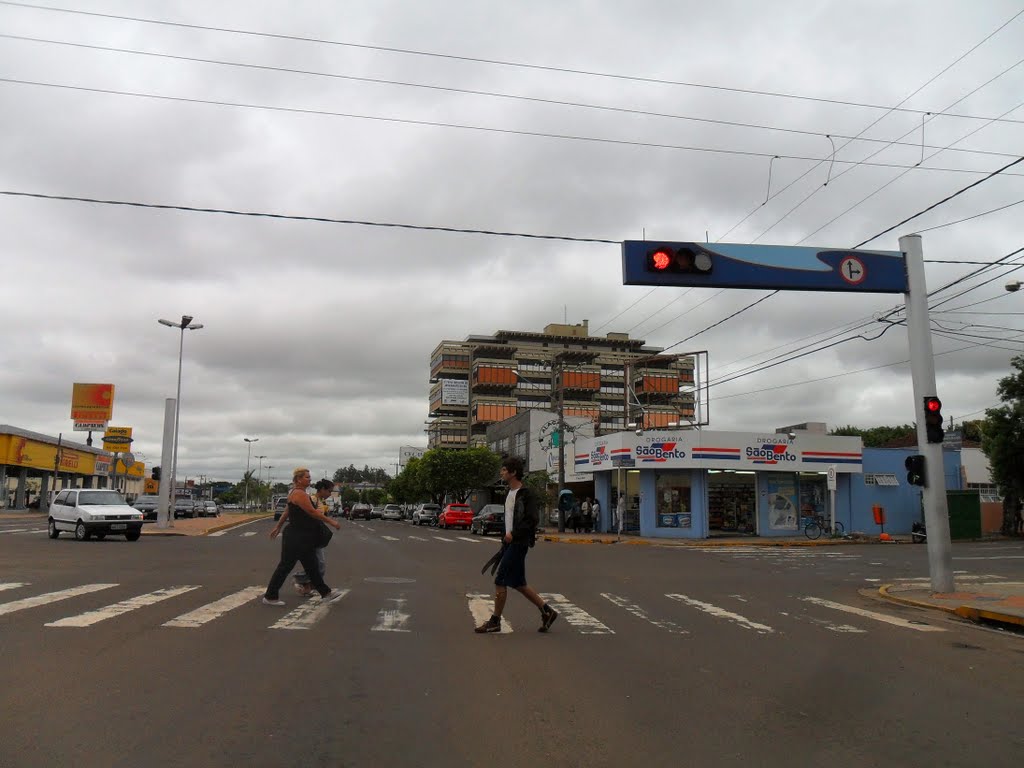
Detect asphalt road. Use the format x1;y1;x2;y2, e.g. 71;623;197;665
1;516;1022;768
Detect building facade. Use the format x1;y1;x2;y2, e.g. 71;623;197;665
427;320;699;450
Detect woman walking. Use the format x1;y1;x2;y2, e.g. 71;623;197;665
262;468;341;606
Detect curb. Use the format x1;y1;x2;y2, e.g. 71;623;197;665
539;535;873;547
878;584;1024;629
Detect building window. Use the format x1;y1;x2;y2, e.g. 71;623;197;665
655;471;692;528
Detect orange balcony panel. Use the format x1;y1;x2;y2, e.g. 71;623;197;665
638;375;679;394
472;404;518;423
473;366;517;386
562;371;600;390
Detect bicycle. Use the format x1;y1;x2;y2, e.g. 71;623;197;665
804;515;844;540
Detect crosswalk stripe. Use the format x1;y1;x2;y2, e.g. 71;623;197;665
602;593;688;634
46;586;201;627
779;609;866;634
0;584;119;617
14;529;47;535
799;597;947;632
467;592;513;633
456;536;483;543
432;536;455;542
541;593;614;634
666;593;775;634
207;530;229;537
270;589;350;630
163;587;264;628
372;598;411;632
408;535;429;541
381;535;400;541
0;529;29;534
0;583;28;593
241;531;258;537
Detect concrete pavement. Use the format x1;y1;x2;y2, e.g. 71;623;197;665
880;579;1024;629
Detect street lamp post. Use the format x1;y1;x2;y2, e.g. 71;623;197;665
243;438;258;510
255;455;267;510
158;315;203;524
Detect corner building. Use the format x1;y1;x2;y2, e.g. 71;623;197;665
426;321;698;449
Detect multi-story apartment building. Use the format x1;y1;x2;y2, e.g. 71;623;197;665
426;321;698;449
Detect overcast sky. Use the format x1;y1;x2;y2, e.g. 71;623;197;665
1;0;1022;484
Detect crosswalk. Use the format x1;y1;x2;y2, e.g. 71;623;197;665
0;580;948;636
682;546;861;561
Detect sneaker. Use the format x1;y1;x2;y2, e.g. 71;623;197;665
261;596;285;606
538;605;558;633
318;589;342;601
294;583;313;597
474;616;501;634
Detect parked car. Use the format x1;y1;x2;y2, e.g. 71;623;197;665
48;488;144;541
370;506;384;520
174;497;196;519
438;503;473;530
201;500;219;518
132;494;161;522
412;503;440;526
350;502;372;520
470;504;506;536
382;504;403;521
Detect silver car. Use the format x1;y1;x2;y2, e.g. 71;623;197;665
382;504;403;521
412;503;440;526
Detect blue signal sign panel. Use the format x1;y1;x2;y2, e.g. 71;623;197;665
622;241;907;293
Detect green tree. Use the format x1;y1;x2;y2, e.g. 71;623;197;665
830;424;917;447
982;355;1024;534
417;447;501;504
523;470;555;524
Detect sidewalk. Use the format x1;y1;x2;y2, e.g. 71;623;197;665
880;580;1024;630
538;530;898;547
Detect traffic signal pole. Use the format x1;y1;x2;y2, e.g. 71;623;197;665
900;234;954;593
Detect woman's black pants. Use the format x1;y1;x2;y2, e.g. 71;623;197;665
265;526;330;599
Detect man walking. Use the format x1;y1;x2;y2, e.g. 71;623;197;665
475;456;558;634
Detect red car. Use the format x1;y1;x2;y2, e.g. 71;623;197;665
438;503;473;530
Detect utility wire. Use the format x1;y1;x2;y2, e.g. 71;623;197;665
3;78;1017;178
3;1;1023;125
2;33;1020;163
914;198;1024;233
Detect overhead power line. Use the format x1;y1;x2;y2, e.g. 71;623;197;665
2;33;1020;164
2;1;1023;126
3;78;1019;178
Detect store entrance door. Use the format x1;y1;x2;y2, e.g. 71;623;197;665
707;471;757;536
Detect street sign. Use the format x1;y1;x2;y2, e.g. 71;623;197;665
621;241;907;292
827;465;837;491
103;426;133;452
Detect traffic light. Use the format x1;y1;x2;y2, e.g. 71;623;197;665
923;396;944;443
151;466;161;481
905;454;926;487
645;244;714;275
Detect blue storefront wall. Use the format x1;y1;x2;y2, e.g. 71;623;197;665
849;448;962;535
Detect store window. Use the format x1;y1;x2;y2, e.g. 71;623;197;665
763;473;799;531
655;471;692;528
798;473;828;528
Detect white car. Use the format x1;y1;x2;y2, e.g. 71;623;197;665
382;504;403;521
49;489;144;542
412;503;440;526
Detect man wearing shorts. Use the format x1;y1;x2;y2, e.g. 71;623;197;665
474;456;558;634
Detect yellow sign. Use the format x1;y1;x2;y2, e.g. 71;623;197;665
144;478;159;494
103;426;133;453
0;434;97;475
113;458;145;478
71;383;115;421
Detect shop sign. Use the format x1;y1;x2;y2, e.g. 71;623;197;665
745;443;797;464
102;426;133;453
73;419;107;432
637;442;687;462
71;383;115;421
94;455;112;476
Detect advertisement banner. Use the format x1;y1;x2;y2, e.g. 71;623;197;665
441;379;469;406
71;383;115;421
73;420;107;432
0;435;97;474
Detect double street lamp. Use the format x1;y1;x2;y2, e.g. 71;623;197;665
243;437;259;510
158;315;203;521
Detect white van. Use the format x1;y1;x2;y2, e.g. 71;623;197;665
49;488;144;541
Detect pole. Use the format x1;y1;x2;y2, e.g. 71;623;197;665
900;233;954;593
157;398;175;528
169;324;185;522
244;442;252;511
556;355;566;533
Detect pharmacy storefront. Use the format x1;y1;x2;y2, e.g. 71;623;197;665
575;430;863;539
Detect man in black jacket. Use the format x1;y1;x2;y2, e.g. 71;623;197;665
475;456;558;634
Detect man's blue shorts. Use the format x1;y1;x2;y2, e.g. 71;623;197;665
494;542;529;588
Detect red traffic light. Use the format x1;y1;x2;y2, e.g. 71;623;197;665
925;397;942;413
651;249;672;271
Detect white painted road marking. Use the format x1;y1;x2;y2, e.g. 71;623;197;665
0;583;28;593
381;535;400;541
541;593;614;634
666;593;775;634
602;593;688;634
241;531;258;537
456;536;483;543
0;584;119;617
0;528;29;534
207;517;268;536
953;555;1024;560
799;596;947;632
372;598;411;632
779;610;866;634
46;586;200;627
270;589;350;630
433;536;455;542
407;535;429;541
467;592;513;633
163;587;265;628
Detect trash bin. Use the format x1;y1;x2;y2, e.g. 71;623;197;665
872;505;885;526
